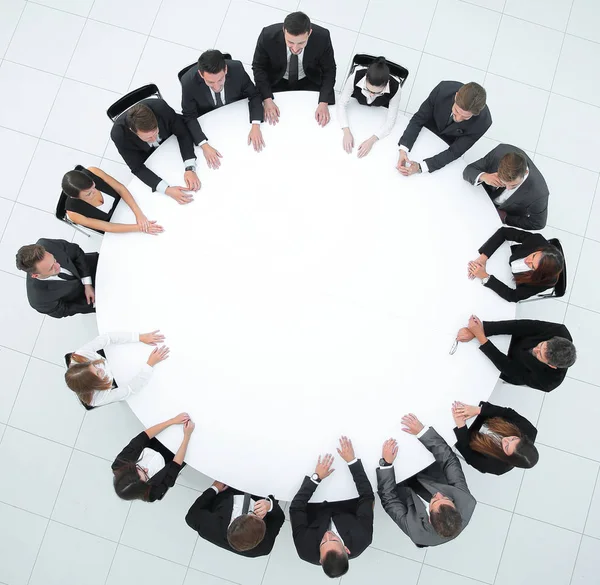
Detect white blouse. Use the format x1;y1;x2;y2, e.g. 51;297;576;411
96;192;116;214
138;448;166;478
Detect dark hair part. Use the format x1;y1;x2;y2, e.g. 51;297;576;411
365;56;390;87
546;336;577;368
321;550;349;578
126;103;158;133
513;245;564;286
430;503;462;538
226;514;266;551
62;170;93;199
498;152;528;183
15;244;46;274
197;49;226;74
113;462;151;502
283;11;311;36
455;82;487;115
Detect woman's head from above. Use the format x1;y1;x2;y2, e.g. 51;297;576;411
113;462;152;501
65;354;112;400
514;244;564;286
364;56;390;96
62;170;96;200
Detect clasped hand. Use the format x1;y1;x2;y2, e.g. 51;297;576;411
396;149;420;176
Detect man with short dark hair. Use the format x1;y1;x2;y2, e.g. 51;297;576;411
377;414;476;548
252;11;336;127
181;49;265;169
290;436;374;578
457;316;576;392
463;144;549;229
16;238;98;318
398;81;492;176
110;98;200;205
185;480;284;557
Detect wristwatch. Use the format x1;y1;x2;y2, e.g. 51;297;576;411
379;458;392;468
185;165;196;172
311;473;321;483
416;163;422;173
481;275;491;285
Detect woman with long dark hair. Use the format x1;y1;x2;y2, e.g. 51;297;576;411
451;401;539;475
467;226;564;302
112;413;195;502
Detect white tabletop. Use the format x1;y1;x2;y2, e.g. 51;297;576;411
96;91;515;502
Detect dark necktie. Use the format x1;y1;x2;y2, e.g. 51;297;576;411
242;493;252;515
57;271;77;281
214;91;223;108
288;52;299;84
446;113;454;127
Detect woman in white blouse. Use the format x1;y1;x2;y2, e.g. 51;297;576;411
65;330;169;408
337;56;402;158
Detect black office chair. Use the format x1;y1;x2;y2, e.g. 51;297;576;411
177;53;233;83
55;191;103;238
349;54;409;88
64;352;95;411
520;238;567;302
106;84;163;122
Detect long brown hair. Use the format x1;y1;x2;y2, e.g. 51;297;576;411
65;354;112;405
513;245;563;287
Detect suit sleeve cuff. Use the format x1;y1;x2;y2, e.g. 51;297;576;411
251;120;262;125
183;158;196;170
156;180;169;195
420;160;429;173
399;145;409;153
310;476;320;485
210;486;219;494
198;140;208;147
347;458;358;466
81;277;92;286
267;496;273;512
475;172;484;185
416;426;430;439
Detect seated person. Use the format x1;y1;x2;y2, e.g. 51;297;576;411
185;480;285;557
468;226;564;302
463;145;549;230
290;436;374;578
377;414;476;548
113;413;194;502
62;165;163;235
110;99;200;205
397;81;492;176
457;315;576;392
65;330;169;408
252;11;336;127
337;56;402;158
16;238;98;318
452;401;538;476
181;49;265;168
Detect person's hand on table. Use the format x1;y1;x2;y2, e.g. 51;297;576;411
248;124;265;152
253;499;270;519
451;402;468;428
171;412;190;425
135;213;163;235
342;128;354;154
183;419;195;436
166;186;194;205
357;136;378;158
401;413;425;435
480;172;504;188
184;170;201;191
467;315;487;344
140;330;165;345
468;261;488;280
467;254;488;280
452;401;481;421
381;438;398;464
212;481;228;493
315;453;335;480
399;161;421;176
336;436;356;462
396;148;409;172
263;98;280;125
201;143;223;169
315;102;330;127
456;327;475;343
147;345;170;367
84;284;95;305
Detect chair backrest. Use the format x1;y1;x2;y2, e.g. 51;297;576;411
548;238;567;298
350;54;409;87
177;53;233;83
64;352;95;411
55;191;104;236
106;84;163;122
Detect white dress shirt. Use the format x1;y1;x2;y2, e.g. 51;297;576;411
138;448;166;478
510;258;531;274
44;266;93;286
283;48;306;80
475;171;529;206
329;519;345;544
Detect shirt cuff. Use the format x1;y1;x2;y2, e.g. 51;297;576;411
251;120;262;125
346;458;358;466
183;158;197;171
267;496;274;512
81;277;92;286
156;180;169;195
420;160;429;173
416;426;430;439
198;140;208;147
475;172;484;185
310;476;319;485
399;144;409;153
210;486;219;494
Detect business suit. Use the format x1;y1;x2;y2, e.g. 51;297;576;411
463;144;549;230
377;427;476;547
181;59;264;145
185;488;285;557
290;459;374;565
399;81;492;173
110;98;195;192
480;319;573;392
25;238;98;319
478;227;559;302
454;401;538;475
252;23;336;105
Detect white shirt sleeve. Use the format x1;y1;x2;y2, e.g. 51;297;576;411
75;332;139;354
475;172;484;185
81;277;92;286
337;74;355;130
156;180;169;195
420;159;429;173
90;363;154;407
416;426;430;439
374;85;402;140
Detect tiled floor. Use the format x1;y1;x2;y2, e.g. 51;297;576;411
0;0;599;584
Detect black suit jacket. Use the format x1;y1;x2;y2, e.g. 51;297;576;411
181;60;264;145
290;460;374;565
252;23;336;104
185;488;285;557
399;81;492;173
478;227;555;302
481;319;573;392
26;238;96;319
110;98;195;191
454;401;538;475
463;144;549;230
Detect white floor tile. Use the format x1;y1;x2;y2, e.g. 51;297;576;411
0;502;48;585
313;20;358;92
99;159;135;187
584;474;600;538
90;0;162;35
67;20;147;94
425;0;500;71
361;0;437;52
342;547;421;585
0;61;61;137
586;183;600;242
0;197;13;239
504;0;573;31
5;3;85;76
515;297;568;323
177;465;214;492
42;78;118;157
460;136;500;167
299;0;368;31
0;426;71;516
107;545;187;585
0;346;28;424
495;515;580;585
418;565;489;585
489;382;545;427
0;128;38;202
33;0;94;17
424;503;512;583
71;228;104;253
151;0;230;52
0;0;25;59
460;461;524;512
572;535;600;585
184;568;242;585
29;521;116;585
570;238;600;312
567;0;600;43
564;304;600;387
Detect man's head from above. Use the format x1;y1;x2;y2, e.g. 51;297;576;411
127;103;159;143
226;513;266;552
319;530;349;578
198;50;228;93
497;152;528;190
16;244;59;279
532;337;577;369
452;82;487;122
283;11;312;55
429;492;462;538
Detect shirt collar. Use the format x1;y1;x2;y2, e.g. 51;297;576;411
356;74;390;95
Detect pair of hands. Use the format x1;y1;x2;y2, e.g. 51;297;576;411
342;130;378;158
165;171;201;205
263;98;330;127
396;149;421;176
199;125;266;171
313;435;356;480
456;315;486;344
171;412;196;436
210;481;271;519
467;253;489;280
451;401;481;428
140;330;170;367
135;213;164;235
381;414;425;464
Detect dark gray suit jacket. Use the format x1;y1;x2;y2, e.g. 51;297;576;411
463;144;549;230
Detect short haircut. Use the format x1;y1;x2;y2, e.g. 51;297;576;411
62;169;94;199
430;503;462;538
198;49;226;74
498;152;528;182
321;550;349;578
365;56;390;88
455;82;487;116
546;336;576;368
227;514;266;552
16;244;46;274
283;11;311;36
126;103;158;133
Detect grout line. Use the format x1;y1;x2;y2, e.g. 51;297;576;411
103;502;134;585
583;173;600;240
212;1;234;55
534;442;600;465
420;562;491;584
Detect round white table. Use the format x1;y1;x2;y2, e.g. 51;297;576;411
96;91;515;501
